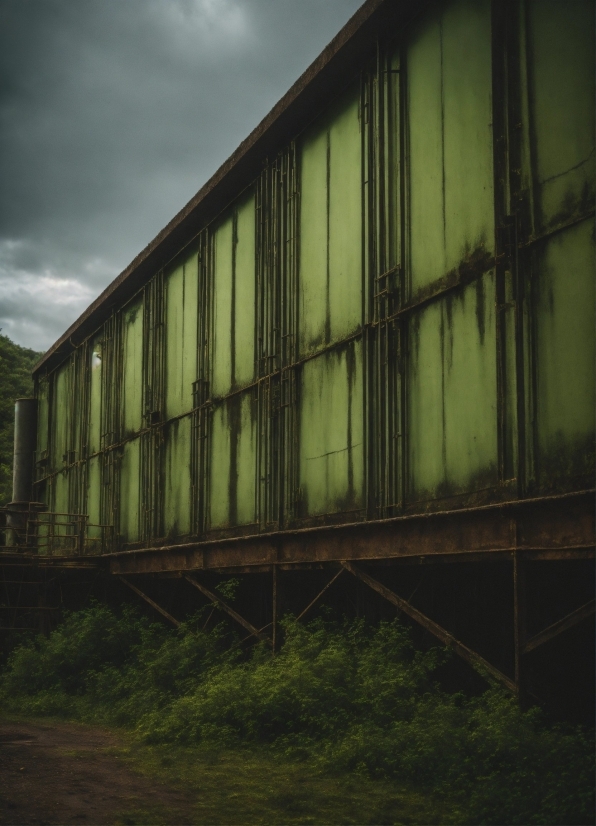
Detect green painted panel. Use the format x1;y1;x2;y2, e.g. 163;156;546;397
208;391;257;529
212;217;234;397
408;0;494;294
443;274;497;491
119;437;140;542
234;195;256;388
298;341;364;517
209;403;230;528
328;91;362;342
89;337;102;454
52;470;69;514
165;250;199;419
406;300;444;496
527;0;595;229
36;379;49;456
86;455;101;529
212;197;255;397
408;272;498;501
52;366;69;470
407;14;443;293
122;300;144;435
236;392;257;525
534;220;595;486
163;417;192;537
299;85;362;354
299;121;328;353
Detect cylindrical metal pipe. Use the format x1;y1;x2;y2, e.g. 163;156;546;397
12;397;37;504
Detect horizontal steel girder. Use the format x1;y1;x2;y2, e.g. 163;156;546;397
107;491;594;576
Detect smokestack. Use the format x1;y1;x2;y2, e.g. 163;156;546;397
12;398;37;504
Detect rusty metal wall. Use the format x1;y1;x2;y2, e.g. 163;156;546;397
31;0;594;554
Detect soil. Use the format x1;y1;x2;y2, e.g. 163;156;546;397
0;719;196;825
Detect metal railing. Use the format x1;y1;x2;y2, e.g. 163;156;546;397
1;505;113;556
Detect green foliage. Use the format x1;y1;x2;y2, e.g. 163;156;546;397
214;577;240;602
1;604;593;825
0;332;44;506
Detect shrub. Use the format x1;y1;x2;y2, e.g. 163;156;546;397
1;604;593;824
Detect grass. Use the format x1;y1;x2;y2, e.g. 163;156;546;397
0;603;593;825
88;735;459;825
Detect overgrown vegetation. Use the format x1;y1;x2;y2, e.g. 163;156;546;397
1;603;593;825
0;332;43;505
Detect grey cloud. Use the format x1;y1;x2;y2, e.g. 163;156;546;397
0;0;363;350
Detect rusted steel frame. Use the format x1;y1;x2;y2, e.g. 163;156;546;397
189;548;594;574
183;574;269;642
118;576;180;627
108;539;594;577
194;229;212;537
523;547;594;561
107;488;595;557
272;565;278;652
520;210;595;250
34;435;149;485
513;550;527;702
523;599;595;655
3;545;593;576
296;568;344;621
141;271;166;542
341;561;516;693
491;0;512;486
0;560;98;569
386;252;496;324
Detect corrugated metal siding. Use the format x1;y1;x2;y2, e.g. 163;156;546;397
523;0;595;491
32;0;594;552
407;0;494;294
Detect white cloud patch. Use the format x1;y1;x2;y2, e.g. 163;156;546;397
0;239;113;350
158;0;251;50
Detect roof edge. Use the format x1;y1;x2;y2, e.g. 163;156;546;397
34;0;419;376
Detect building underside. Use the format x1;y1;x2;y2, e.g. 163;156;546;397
2;489;594;722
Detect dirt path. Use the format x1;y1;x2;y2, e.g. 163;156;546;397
0;719;196;825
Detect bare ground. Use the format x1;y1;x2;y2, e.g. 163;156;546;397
0;719;196;825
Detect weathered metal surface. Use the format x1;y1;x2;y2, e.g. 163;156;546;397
407;0;495;294
342;560;517;692
296;568;344;621
407;273;498;503
183;574;268;642
298;341;364;519
106;490;594;576
523;599;596;655
299;83;362;355
25;0;594;582
119;576;180;627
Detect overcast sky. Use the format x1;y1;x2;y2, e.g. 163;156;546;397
0;0;363;352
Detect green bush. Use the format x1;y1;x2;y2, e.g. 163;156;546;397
1;604;593;825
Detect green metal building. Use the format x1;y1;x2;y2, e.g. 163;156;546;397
3;0;595;706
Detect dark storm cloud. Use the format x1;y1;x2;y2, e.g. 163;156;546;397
0;0;363;350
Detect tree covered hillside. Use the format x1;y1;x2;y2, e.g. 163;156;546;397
0;333;44;506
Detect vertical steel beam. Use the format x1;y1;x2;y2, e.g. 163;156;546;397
272;564;278;653
513;549;528;707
